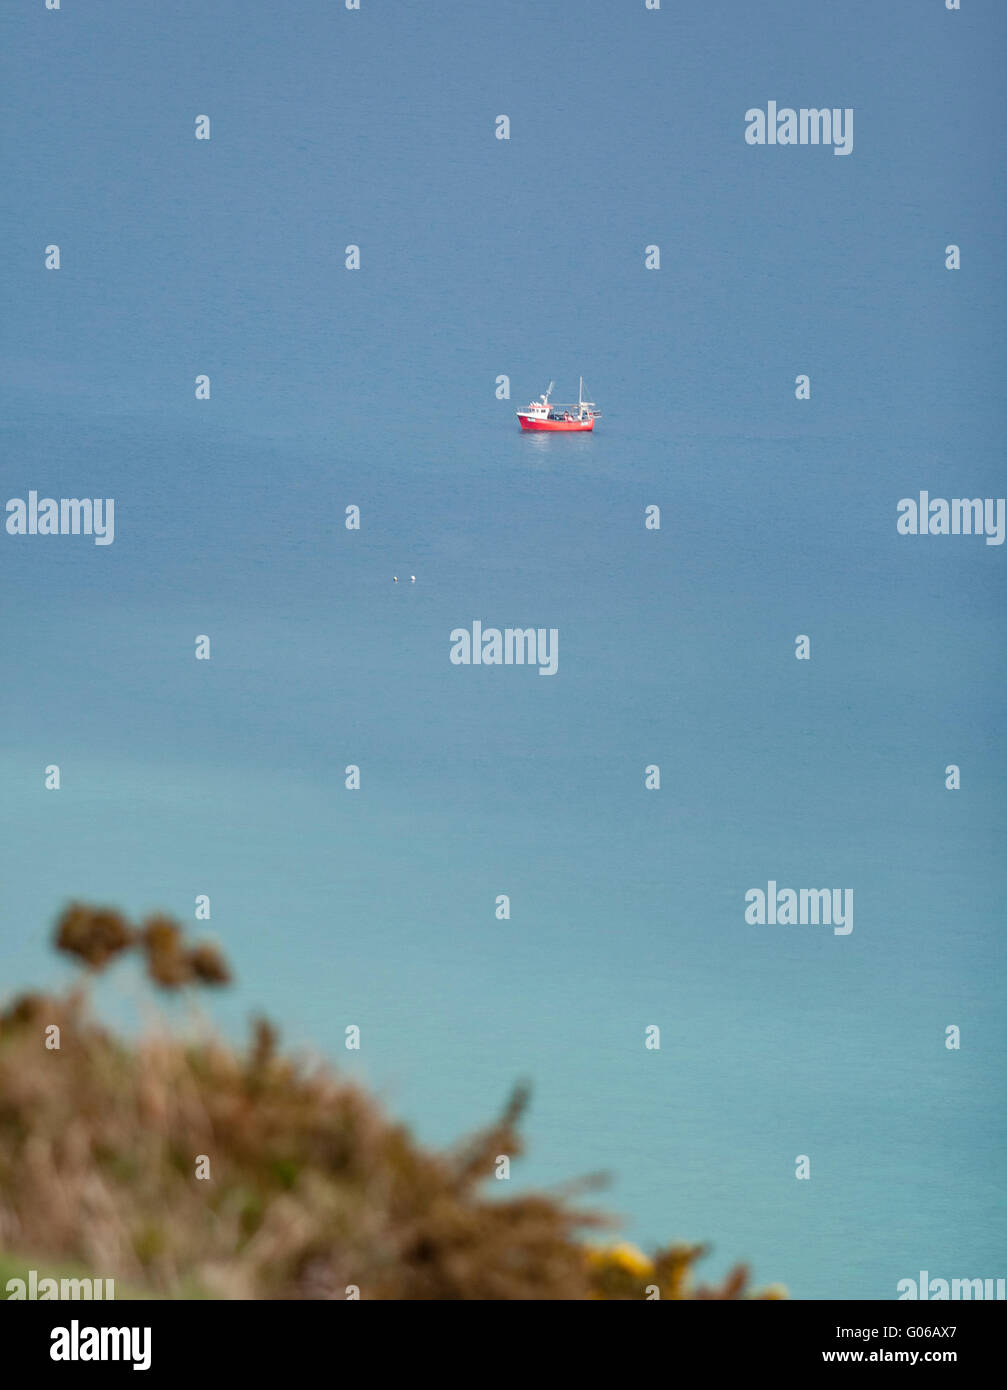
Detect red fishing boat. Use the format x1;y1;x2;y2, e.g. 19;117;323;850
517;379;601;431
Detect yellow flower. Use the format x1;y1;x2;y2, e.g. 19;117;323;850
610;1242;654;1276
586;1241;654;1277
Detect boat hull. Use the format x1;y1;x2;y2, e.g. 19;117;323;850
517;416;595;431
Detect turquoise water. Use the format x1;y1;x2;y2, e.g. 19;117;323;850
2;0;1005;1298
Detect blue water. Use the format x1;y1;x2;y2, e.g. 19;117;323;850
2;0;1005;1298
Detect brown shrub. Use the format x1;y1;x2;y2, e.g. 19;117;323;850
0;907;784;1300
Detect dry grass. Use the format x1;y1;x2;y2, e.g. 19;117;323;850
0;906;785;1300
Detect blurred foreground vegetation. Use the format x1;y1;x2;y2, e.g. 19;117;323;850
0;906;785;1300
